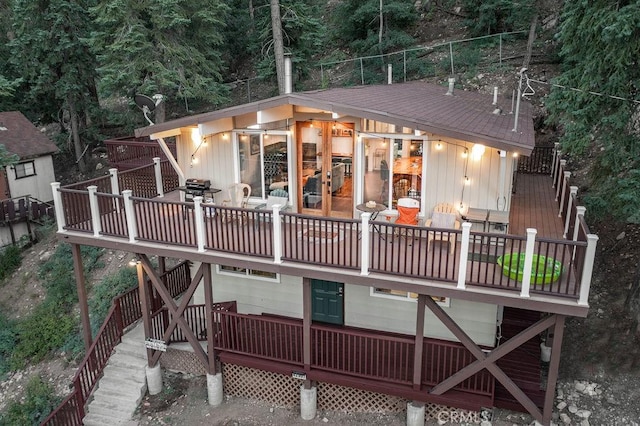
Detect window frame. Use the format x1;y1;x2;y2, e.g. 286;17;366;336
13;161;36;179
216;264;280;282
370;287;450;307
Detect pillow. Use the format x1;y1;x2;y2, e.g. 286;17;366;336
431;212;456;228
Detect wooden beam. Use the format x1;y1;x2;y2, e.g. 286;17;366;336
543;315;566;425
412;294;426;390
136;259;155;366
302;278;312;370
424;296;552;423
140;255;210;369
157;264;204;343
71;244;92;351
203;263;216;375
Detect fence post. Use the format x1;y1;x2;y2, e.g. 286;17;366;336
153;157;164;198
573;206;586;242
457;223;472;289
520;228;537;298
50;182;66;232
449;42;454;75
564;186;578;238
551;143;560;180
403;50;407;82
499;33;503;65
578;234;599;306
194;196;205;252
360;58;364;85
87;185;102;237
122;190;137;243
360;213;371;275
272;205;283;264
555;160;567;200
558;171;571;217
108;168;120;194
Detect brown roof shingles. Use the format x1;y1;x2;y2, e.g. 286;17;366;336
0;111;58;159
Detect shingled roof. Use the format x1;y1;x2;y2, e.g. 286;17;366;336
0;111;58;160
136;81;535;154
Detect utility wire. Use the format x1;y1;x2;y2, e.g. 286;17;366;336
525;74;640;105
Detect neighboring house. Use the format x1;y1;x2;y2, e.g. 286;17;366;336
48;81;597;426
0;111;58;202
0;111;58;245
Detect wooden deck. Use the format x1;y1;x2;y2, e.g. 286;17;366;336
510;173;565;238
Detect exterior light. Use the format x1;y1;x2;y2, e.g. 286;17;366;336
435;142;443;150
471;144;485;159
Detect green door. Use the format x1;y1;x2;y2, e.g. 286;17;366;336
311;279;344;325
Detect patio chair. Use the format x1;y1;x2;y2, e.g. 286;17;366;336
395;197;420;240
254;189;290;229
222;183;251;223
425;203;460;254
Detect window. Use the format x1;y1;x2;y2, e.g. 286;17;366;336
14;161;35;179
370;287;450;307
217;264;278;281
238;133;289;199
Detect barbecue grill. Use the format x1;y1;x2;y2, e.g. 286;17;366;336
182;178;212;201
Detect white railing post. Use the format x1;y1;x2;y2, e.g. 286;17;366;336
153;157;164;198
122;190;137;243
551;143;560;180
558;171;571;216
578;234;599;306
87;185;102;237
564;186;578;238
457;223;472;289
109;168;120;195
272;205;283;264
193;196;205;252
520;228;538;298
50;182;66;232
573;206;587;243
555;160;567;201
109;168;121;211
360;213;371;275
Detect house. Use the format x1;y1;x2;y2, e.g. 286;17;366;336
0;111;58;245
47;80;597;426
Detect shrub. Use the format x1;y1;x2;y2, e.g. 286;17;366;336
0;312;17;379
0;245;21;282
0;375;60;426
89;267;137;333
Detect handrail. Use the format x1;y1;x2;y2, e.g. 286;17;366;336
41;261;191;426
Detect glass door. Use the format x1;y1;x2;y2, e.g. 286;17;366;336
298;121;353;217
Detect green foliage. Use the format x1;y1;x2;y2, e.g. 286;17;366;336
9;304;75;368
0;375;60;426
332;0;418;55
89;267;137;332
0;312;17;379
462;0;534;36
90;0;231;114
0;245;21;281
546;0;640;223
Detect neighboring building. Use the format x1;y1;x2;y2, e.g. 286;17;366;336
0;111;58;246
0;111;58;202
49;81;597;426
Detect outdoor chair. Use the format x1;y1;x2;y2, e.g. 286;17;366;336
254;189;290;229
395;197;420;240
222;183;251;223
425;203;460;254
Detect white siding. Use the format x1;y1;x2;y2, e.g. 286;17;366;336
8;155;56;202
192;264;497;346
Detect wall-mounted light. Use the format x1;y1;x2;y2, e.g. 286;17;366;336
464;176;471;185
128;257;140;267
191;128;201;146
331;112;339;119
435;142;443;150
222;132;228;140
471;144;485;160
512;152;519;158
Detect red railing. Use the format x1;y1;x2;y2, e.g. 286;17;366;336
104;136;176;168
216;312;493;396
117;163;159;199
133;197;198;247
204;206;274;257
41;261;191;426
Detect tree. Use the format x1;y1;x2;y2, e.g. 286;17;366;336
90;0;231;122
270;0;286;94
9;0;99;173
546;0;640;224
0;144;19;170
462;0;535;36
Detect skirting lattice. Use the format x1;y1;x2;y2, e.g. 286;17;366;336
316;382;405;413
223;364;300;407
159;347;206;376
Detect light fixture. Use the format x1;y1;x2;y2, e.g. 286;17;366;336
512;152;519;158
414;129;421;136
331;112;339;119
461;148;468;159
191;128;201;145
128;257;140;267
471;144;485;159
464;176;470;185
222;132;228;140
435;142;443;150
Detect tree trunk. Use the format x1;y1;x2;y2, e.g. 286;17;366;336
270;0;286;95
522;14;538;70
67;94;86;173
249;0;254;20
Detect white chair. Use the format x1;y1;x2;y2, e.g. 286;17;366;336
225;183;251;208
425;203;461;254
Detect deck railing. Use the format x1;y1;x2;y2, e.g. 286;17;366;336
215;311;493;396
51;148;598;305
104;136;176;168
41;261;191;426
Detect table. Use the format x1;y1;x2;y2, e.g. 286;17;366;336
177;187;222;202
356;203;388;240
463;207;489;231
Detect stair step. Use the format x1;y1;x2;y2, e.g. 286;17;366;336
89;399;138;417
83;411;136;426
96;377;146;398
101;364;146;383
108;353;147;369
92;386;146;406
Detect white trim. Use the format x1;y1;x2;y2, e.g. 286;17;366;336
369;287;450;307
216;264;280;283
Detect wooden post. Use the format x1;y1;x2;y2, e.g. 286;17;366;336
202;263;217;375
302;278;312;372
412;294;426;390
543;315;566;425
71;244;92;351
137;259;154;366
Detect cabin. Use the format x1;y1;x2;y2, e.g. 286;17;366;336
47;80;597;426
0;111;57;246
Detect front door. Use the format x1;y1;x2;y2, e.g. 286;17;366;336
298;121;353;217
311;279;344;325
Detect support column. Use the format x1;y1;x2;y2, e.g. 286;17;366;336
412;295;426;390
203;263;217;375
300;384;317;420
543;315;566;425
207;372;224;407
71;244;92;351
146;364;163;395
302;278;312;372
406;401;425;426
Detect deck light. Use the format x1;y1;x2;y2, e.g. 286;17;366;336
471;144;485;160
